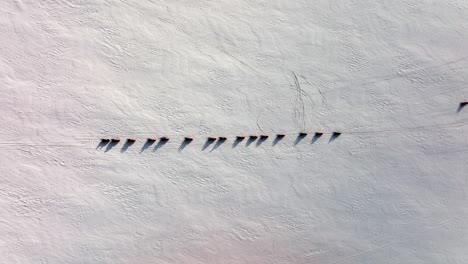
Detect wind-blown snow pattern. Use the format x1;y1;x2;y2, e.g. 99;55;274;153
1;1;468;263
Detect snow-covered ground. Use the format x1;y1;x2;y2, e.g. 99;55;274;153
1;1;467;263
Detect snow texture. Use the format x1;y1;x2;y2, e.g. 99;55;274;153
1;1;468;263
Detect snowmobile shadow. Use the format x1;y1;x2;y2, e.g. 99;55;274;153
246;136;257;147
178;138;192;152
140;139;155;153
202;138;216;151
329;133;341;143
256;136;267;147
96;140;109;150
457;102;467;113
311;133;323;144
153;139;168;152
104;141;119;152
121;140;135;153
232;137;244;148
272;135;284;146
210;138;226;151
294;134;307;145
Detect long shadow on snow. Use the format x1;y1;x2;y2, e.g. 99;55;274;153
294;134;307;145
140;139;155;153
121;140;135;153
202;138;216;151
246;137;257;147
232;137;244;148
178;138;192;152
272;135;284;146
311;133;323;144
256;137;267;147
153;139;168;152
96;140;109;150
211;138;226;152
457;102;467;113
104;141;119;152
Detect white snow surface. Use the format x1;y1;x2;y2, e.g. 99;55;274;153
1;1;468;263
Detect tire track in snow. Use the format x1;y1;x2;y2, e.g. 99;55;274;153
1;118;467;148
291;71;307;131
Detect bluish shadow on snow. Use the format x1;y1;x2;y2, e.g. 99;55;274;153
140;139;155;153
246;136;257;147
457;102;467;113
329;133;341;143
232;137;244;148
202;138;216;151
153;139;168;152
96;140;109;150
211;138;226;151
178;138;192;152
104;141;119;152
256;136;267;147
272;135;284;146
294;134;307;145
311;133;323;144
121;140;135;153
